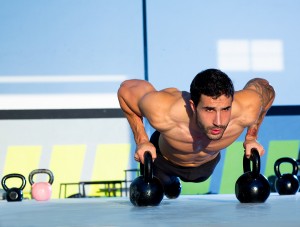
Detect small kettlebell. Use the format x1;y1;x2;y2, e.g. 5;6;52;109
274;157;299;195
130;151;164;206
29;169;54;201
1;173;26;202
235;148;270;203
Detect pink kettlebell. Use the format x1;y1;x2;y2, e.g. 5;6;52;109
29;169;54;201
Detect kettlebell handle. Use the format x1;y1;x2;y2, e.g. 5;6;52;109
243;148;260;176
1;173;26;191
144;151;153;183
29;169;54;185
274;157;298;178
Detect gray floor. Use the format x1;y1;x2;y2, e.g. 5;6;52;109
0;193;299;227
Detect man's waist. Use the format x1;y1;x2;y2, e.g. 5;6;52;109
158;150;220;169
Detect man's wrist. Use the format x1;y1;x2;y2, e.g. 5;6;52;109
245;135;257;141
136;138;149;145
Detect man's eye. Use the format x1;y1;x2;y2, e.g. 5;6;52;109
223;107;231;111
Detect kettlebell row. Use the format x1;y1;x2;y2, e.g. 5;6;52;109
130;149;300;206
2;152;298;205
1;168;54;202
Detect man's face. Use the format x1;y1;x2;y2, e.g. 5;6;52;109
191;94;233;140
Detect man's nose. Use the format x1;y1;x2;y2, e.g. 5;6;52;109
213;112;221;126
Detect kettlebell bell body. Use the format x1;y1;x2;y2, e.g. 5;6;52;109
274;157;299;195
29;169;54;201
235;148;270;203
130;151;164;206
1;173;26;202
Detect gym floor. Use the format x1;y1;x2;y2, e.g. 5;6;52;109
0;193;299;227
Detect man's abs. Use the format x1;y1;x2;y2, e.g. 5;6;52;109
158;133;220;168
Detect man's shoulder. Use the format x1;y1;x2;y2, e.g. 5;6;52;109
160;87;182;95
233;88;263;107
142;88;183;102
140;88;180;112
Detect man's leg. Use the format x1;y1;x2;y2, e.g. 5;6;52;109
155;170;181;199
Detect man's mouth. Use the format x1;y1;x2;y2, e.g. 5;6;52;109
211;128;222;135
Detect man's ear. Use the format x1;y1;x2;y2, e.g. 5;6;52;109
189;100;196;112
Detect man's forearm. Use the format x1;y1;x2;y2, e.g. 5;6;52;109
118;80;150;145
126;113;149;145
118;96;149;145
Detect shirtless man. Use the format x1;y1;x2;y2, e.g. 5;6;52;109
117;68;275;198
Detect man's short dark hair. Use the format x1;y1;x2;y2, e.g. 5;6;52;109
190;68;234;106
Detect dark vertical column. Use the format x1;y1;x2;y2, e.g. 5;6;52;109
142;0;149;81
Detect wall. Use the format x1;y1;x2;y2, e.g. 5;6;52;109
0;1;300;197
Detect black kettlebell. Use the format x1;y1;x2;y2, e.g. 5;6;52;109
296;159;300;189
1;173;26;202
274;157;299;195
296;159;300;187
129;151;164;206
235;148;270;203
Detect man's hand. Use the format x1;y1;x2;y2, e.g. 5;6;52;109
243;139;265;158
134;141;157;164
